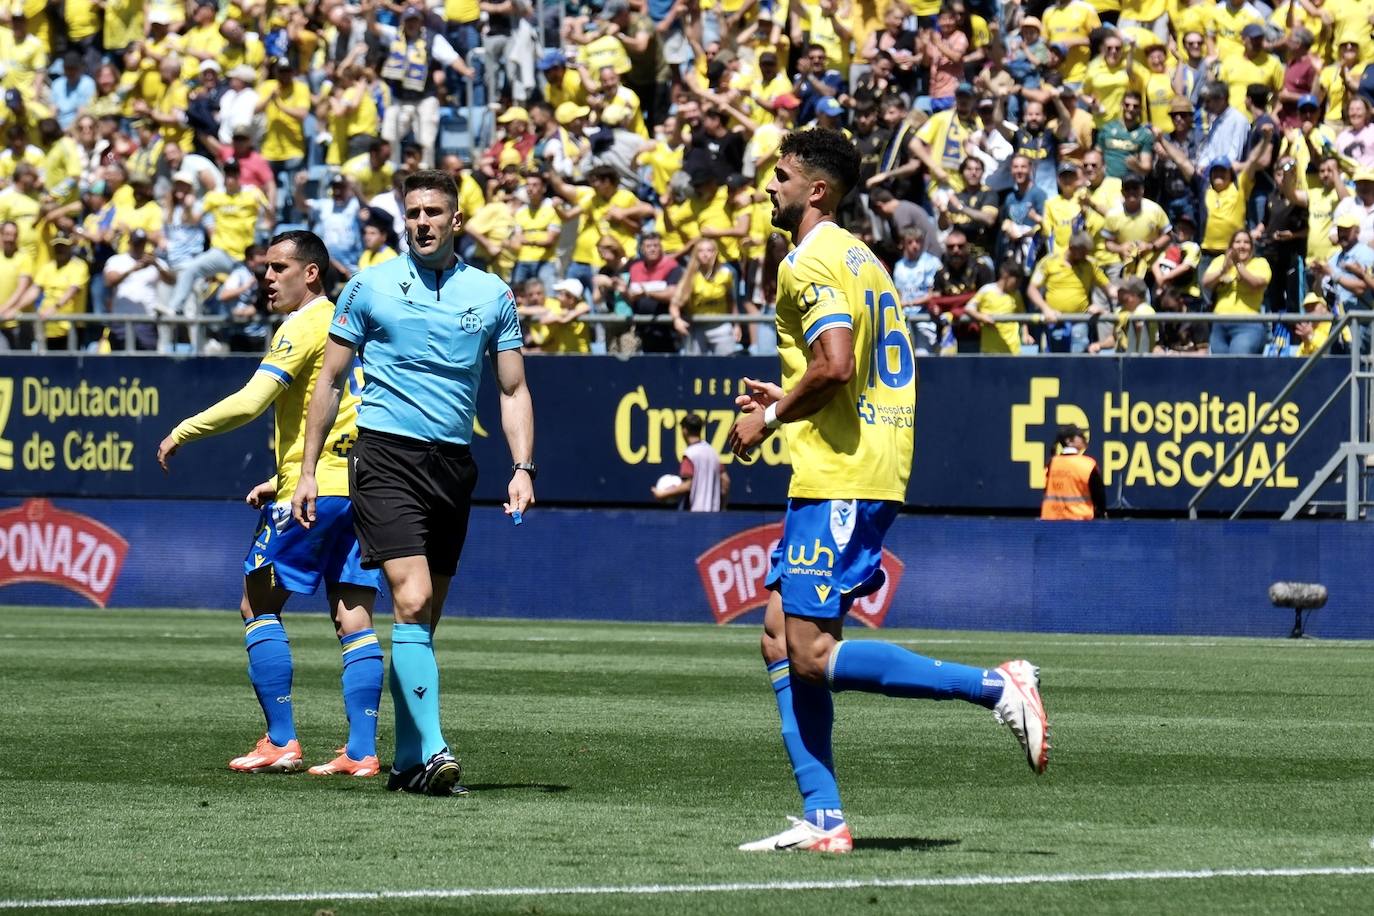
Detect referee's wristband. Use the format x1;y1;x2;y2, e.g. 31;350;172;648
763;403;782;429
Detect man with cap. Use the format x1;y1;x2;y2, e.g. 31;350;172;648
1211;0;1266;63
540;50;584;111
104;229;173;351
549;101;592;178
301;172;364;281
1101;173;1171;282
1218;25;1283;115
813;97;849;135
217;65;262;147
1330;168;1374;247
910;82;980;197
1148;98;1201;225
1041;424;1105;520
1311;209;1374;319
370;4;470;169
485;107;536;177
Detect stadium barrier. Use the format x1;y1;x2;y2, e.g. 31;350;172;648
0;355;1350;513
3;310;1343;354
0;498;1368;639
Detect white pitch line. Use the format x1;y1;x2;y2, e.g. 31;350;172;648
3;866;1372;910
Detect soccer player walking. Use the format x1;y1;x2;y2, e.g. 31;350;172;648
158;230;385;778
293;170;534;797
728;131;1050;853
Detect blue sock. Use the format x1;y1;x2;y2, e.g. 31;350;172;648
828;641;1005;709
768;660;844;827
388;654;422;770
339;629;383;760
243;615;295;746
390;623;448;762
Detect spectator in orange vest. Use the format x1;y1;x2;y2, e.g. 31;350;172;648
1040;424;1106;520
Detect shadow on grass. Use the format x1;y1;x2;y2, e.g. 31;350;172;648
464;783;572;793
852;837;961;852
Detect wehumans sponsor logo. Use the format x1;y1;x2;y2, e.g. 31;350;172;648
1011;377;1300;491
0;499;129;606
696;523;905;629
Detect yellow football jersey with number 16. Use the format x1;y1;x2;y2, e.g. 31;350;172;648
773;221;917;503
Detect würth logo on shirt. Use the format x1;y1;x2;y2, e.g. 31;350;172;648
696;523;903;628
0;499;129;607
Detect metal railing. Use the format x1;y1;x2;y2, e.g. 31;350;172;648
1187;312;1374;520
1;310;1346;355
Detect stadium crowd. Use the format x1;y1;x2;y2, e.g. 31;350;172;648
1;0;1372;356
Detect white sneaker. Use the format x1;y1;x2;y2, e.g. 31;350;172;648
738;817;853;853
993;659;1050;775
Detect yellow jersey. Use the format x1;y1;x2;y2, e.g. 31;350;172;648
341;153;396;199
1211;3;1265;61
1031;252;1110;314
257;296;363;499
359;246;398;270
969;284;1024;354
261;79;313;162
515;199;561;262
774;221;915;502
0;247;31;330
33;256;89;339
1043;0;1102;85
203;187;269;260
1212;257;1271;315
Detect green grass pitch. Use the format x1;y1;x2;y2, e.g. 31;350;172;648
1;607;1372;915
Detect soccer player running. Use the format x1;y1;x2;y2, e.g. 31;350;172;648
292;170;534;797
728;130;1050;853
157;230;385;778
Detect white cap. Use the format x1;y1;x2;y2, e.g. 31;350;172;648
172;169;196;185
552;278;584;298
200;59;222;73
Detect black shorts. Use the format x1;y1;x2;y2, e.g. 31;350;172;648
350;428;478;577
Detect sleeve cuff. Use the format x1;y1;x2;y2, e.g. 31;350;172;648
803;314;853;345
494;337;524;352
256;364;293;387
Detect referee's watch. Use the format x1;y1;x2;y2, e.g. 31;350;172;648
512;462;538;481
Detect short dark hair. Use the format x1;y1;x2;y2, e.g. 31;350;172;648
270;229;328;277
681;413;705;437
222;160;241;177
998;261;1024;281
778;128;861;198
1245;83;1270;109
588;164;620;184
403;168;458;211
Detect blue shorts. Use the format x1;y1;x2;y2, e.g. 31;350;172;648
244;496;382;595
765;498;900;619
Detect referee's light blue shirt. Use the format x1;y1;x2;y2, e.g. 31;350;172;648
331;254;522;445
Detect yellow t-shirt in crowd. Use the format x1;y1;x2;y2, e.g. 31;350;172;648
1032;252;1111;314
969;283;1024;354
1212;257;1272;314
1043;1;1102;85
341;153;396;199
1203;171;1253;252
690;264;733;316
34;256;89;339
0;246;31;330
261;79;313;162
359;246;398;270
203;187;269;260
515;200;561;263
573;186;640;266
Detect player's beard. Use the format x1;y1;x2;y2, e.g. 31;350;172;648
771;198;804;234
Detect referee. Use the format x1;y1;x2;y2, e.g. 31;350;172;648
294;169;535;796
